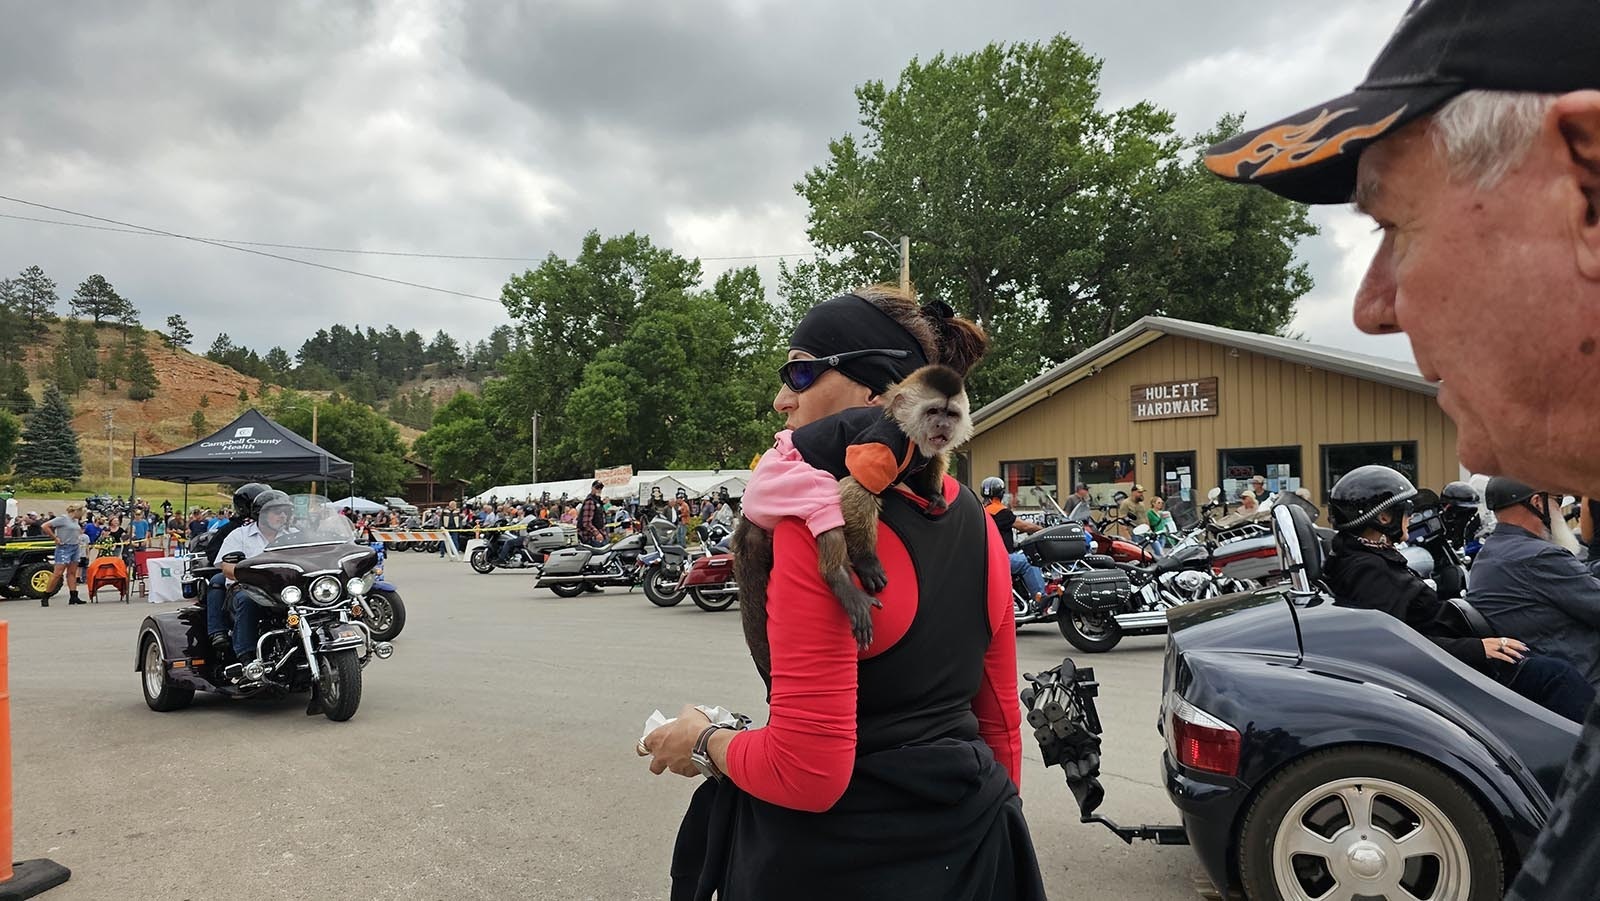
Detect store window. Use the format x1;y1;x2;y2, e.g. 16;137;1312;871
1217;446;1303;502
1321;442;1418;500
1000;459;1058;509
1069;453;1137;508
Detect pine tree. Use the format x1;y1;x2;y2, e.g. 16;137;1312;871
126;339;159;401
190;409;208;439
164;314;193;350
10;265;59;337
102;343;125;390
237;386;249;404
0;361;31;413
69;274;125;325
14;384;83;480
199;393;210;409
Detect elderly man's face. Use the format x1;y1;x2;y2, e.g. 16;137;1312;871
1352;103;1600;493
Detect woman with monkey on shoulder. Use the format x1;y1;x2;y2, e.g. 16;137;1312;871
643;285;1045;900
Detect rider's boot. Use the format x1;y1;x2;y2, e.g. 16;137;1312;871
68;590;84;605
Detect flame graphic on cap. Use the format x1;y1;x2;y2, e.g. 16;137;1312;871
1206;106;1407;180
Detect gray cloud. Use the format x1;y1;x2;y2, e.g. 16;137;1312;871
0;0;1409;360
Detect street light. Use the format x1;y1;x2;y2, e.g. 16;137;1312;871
863;231;910;291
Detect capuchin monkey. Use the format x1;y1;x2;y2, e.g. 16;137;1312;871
735;365;973;675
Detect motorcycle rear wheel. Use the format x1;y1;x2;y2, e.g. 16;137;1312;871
141;635;195;712
319;649;363;722
469;549;495;574
690;587;736;612
548;582;587;598
1058;609;1123;652
643;564;686;607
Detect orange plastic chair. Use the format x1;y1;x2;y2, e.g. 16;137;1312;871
85;557;129;603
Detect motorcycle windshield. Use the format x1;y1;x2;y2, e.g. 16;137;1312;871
264;495;360;549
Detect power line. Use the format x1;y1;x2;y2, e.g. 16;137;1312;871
0;209;817;263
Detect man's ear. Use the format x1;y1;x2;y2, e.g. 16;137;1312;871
1553;91;1600;279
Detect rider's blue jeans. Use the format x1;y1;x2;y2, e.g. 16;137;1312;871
205;573;228;638
231;587;262;662
1009;551;1046;599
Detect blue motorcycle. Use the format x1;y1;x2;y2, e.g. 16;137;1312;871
361;541;408;641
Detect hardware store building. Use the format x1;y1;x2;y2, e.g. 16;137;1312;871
965;317;1460;522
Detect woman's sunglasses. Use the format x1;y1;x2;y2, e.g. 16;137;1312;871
778;349;912;393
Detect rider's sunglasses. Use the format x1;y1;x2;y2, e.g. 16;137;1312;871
778;349;913;393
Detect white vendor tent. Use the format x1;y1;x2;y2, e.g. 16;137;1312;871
329;496;386;514
468;469;753;505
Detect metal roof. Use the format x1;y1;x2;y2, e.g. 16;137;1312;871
971;316;1432;435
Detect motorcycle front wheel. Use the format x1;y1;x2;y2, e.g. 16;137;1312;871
643;564;686;607
364;588;407;641
469;549;495;574
548;582;587;598
319;648;363;722
690;587;736;612
1058;608;1123;652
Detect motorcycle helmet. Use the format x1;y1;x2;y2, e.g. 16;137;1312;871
675;488;688;500
232;482;269;518
980;477;1006;500
1440;480;1479;510
1328;465;1417;534
251;489;294;531
1484;475;1551;529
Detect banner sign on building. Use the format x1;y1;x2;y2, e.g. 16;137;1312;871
594;465;634;487
1129;377;1220;422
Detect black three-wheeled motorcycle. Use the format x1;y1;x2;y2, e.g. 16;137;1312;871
135;495;394;722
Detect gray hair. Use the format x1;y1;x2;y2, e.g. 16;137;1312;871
1430;90;1557;189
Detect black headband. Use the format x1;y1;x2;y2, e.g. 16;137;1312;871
789;294;929;394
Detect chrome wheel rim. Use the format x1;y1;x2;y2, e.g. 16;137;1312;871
651;570;680;595
1071;610;1115;640
1272;776;1470;901
366;596;393;632
142;640;165;699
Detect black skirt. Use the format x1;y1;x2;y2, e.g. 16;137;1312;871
671;738;1046;901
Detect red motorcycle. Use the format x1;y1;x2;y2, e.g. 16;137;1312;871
678;524;737;612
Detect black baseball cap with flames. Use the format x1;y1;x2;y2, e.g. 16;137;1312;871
1205;0;1600;204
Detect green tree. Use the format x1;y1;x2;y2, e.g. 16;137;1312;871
69;274;127;325
0;409;20;472
424;330;463;372
797;38;1316;402
237;386;249;404
494;231;704;479
52;320;98;395
126;336;160;401
190;409;208;439
164;314;193;350
102;343;125;390
0;362;31;413
264;392;411;497
14;384;83;480
10;265;59;336
199;393;209;409
263;346;292;377
414;392;499;489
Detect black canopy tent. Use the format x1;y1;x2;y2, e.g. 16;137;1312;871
132;410;354;512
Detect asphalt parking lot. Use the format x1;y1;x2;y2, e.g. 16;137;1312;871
9;552;1204;900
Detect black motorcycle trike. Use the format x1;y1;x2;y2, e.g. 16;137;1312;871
135;497;394;722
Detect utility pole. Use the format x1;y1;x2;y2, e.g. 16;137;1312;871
531;413;540;485
103;410;114;485
310;400;320;497
899;234;910;292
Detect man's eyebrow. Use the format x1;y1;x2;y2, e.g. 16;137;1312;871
1352;171;1383;214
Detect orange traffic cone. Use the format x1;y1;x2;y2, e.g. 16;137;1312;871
0;622;70;899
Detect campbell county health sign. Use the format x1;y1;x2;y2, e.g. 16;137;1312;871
1129;377;1220;422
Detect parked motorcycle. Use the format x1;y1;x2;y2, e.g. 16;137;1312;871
1399;488;1470;600
136;495;393;722
639;519;695;607
534;527;650;597
468;520;574;574
679;524;736;612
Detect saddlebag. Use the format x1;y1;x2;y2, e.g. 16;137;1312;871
1022;523;1089;565
541;547;593;576
1062;569;1133;614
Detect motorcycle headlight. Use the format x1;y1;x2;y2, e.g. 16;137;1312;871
310;575;343;606
280;585;304;606
347;573;372;596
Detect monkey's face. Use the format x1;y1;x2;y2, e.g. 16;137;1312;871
915;395;972;453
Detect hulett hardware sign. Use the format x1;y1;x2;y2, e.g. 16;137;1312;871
1129;377;1219;422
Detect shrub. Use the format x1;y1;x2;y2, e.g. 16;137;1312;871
14;477;75;494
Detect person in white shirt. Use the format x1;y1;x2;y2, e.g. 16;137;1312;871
218;490;294;667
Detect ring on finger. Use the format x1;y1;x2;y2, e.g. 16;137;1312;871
636;739;649;757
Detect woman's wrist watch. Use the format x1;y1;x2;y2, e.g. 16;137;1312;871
691;724;735;781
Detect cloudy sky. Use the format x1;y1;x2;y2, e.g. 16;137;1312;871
0;0;1415;363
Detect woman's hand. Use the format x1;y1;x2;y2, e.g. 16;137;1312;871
643;704;711;777
1483;636;1527;664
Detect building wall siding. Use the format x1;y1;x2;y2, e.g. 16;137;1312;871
968;334;1458;502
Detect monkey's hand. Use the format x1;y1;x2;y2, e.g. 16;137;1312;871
851;552;889;594
824;567;882;650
